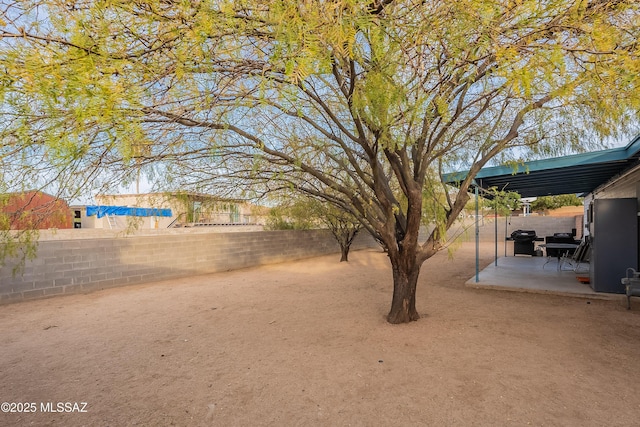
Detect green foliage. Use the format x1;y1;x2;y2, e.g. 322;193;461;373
0;192;40;274
264;196;361;260
531;194;583;211
3;0;639;221
265;203;314;230
0;228;39;275
487;188;522;216
459;189;521;217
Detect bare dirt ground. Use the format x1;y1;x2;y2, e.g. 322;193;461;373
2;242;640;426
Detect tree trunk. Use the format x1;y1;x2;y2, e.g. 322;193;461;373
334;226;358;262
339;244;350;262
386;257;421;324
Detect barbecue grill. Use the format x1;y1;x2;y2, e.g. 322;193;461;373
511;230;538;256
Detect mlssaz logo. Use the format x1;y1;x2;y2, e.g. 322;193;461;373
40;402;88;413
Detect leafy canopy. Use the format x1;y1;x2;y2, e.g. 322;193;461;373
1;0;639;279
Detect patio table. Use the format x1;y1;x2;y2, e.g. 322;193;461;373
539;243;579;271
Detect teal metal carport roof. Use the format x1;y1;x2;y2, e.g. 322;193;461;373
443;135;640;197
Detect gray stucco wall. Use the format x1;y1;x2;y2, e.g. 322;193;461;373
0;230;378;304
592;166;640;201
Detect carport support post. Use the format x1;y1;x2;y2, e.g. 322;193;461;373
495;202;498;266
505;216;508;257
475;184;479;283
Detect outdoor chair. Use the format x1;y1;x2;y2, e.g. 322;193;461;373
621;268;640;310
569;239;591;273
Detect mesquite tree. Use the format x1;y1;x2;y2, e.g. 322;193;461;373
266;197;362;262
1;1;639;323
323;207;362;263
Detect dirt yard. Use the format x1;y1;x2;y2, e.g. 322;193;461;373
1;242;640;426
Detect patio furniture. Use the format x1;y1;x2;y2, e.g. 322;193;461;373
570;240;591;273
540;242;579;270
621;268;640;309
541;233;579;269
544;233;578;255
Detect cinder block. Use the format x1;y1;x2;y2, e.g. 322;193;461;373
95;278;117;287
71;276;92;285
5;272;39;284
79;267;105;277
58;240;86;250
9;281;35;292
63;269;82;279
18;269;46;282
90;273;107;282
91;259;109;267
22;289;46;300
54;278;73;286
43;256;64;265
70;261;94;271
108;264;135;275
33;280;55;289
28;257;46;266
43;263;70;274
63;255;81;263
132;267;157;276
36;247;60;259
0;292;25;304
42;271;66;281
43;286;65;296
61;283;84;295
80;254;99;262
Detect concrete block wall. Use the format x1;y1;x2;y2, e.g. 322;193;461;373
455;215;581;258
446;215;582;243
35;224;266;240
1;216;579;304
441;216;582;258
0;230;378;304
482;215;581;241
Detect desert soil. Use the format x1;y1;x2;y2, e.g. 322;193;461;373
1;242;640;426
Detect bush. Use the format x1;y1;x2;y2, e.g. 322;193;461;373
531;194;583;211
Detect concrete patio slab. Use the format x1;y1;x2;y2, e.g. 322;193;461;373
467;255;621;301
